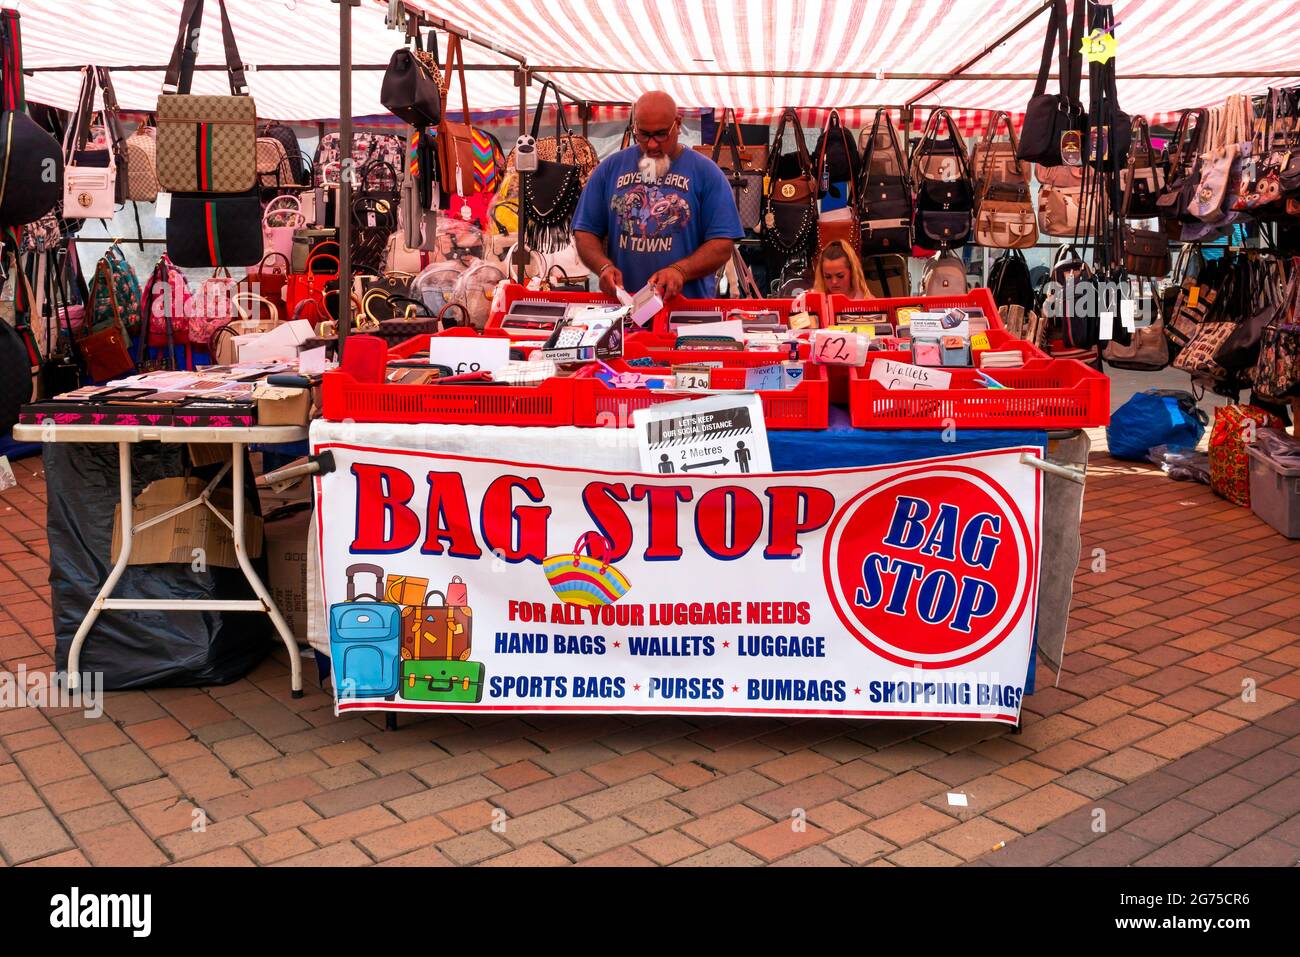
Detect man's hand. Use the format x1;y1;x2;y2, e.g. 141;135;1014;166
597;265;624;297
648;264;687;300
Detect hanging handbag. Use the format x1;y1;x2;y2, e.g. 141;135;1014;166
1217;258;1292;376
263;193;305;262
695;108;769;173
856;109;912;256
921;252;967;296
255;136;295;190
40;257;84;396
155;0;257;194
1252;318;1300;401
762;109;819;258
814;108;861;192
0;9;62;229
351;161;401;235
521;81;584;253
1103;281;1170;371
1017;0;1087;167
78;253;136;381
61;68;119;220
88;243;142;337
166;189;263;267
1121;151;1171;277
973;114;1036;249
702;108;763;231
1121;117;1165;218
1188;97;1250;224
862;254;910;298
123;122;159;203
381;42;442;129
912;110;974;249
434;33;481;198
241;250;290;319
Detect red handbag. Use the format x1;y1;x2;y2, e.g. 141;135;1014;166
241;251;290;319
284;250;340;315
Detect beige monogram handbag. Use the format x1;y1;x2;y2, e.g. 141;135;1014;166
973;115;1037;249
124;123;159;202
155;0;257;194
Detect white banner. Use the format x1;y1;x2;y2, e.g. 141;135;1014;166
315;443;1043;723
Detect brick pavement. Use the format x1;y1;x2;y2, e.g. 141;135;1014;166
1;449;1298;867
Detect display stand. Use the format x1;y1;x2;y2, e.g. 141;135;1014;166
13;423;308;697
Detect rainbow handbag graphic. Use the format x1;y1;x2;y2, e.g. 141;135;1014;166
542;532;631;607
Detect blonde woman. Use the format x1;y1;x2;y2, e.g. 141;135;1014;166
812;240;870;299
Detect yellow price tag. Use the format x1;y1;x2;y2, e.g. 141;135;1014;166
1187;286;1200;309
971;333;991;351
1081;30;1117;65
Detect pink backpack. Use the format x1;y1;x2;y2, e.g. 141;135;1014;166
191;267;239;349
140;256;196;347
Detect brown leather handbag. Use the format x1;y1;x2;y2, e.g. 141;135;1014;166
762;109;818;256
77;257;135;382
816;110;861;255
435;34;480;197
1121;149;1172;277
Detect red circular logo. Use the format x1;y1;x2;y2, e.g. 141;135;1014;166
823;466;1033;669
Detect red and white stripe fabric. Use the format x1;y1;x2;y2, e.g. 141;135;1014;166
18;0;1300;125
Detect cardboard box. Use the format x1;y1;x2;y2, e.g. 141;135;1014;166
111;477;263;568
263;503;312;642
253;384;315;426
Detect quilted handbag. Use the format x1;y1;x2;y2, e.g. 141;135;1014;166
155;0;256;194
542;532;631;608
1209;404;1286;506
701;108;763;231
856;108;911;256
124;123;159;202
762;109;819;257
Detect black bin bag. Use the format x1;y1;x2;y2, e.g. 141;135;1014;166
46;442;269;689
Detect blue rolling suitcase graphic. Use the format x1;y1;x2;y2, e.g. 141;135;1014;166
329;563;402;699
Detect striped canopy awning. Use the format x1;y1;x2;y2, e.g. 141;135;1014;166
19;0;1300;125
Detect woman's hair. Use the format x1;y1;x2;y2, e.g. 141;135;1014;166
812;240;869;297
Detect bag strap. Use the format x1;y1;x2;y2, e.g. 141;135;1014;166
1031;0;1068;101
0;9;28;113
440;33;470;123
916;109;972;181
712;108;747;171
769;108;814;180
859;108;909;194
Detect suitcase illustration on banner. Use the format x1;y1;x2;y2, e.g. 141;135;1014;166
401;589;473;660
384;573;428;606
328;563;401;699
400;659;485;704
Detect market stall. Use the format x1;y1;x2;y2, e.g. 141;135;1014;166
3;0;1299;731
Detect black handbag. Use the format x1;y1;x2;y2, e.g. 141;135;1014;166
1123;117;1164;218
856;109;912;256
352;161;401;234
0;9;62;228
814;108;860;190
913;110;974;249
1016;0;1088;167
762;109;819;257
166;189;263;267
521;81;583;252
380;45;441;128
39;254;84;398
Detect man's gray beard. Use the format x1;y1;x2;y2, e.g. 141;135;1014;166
639;154;671;183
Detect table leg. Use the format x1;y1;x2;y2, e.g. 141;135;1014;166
231;443;303;697
67;441;135;692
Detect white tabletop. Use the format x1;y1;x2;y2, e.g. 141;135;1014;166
12;424;308;445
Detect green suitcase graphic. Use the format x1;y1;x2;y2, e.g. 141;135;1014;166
399;659;485;704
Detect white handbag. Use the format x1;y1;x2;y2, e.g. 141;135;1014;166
262;194;306;262
62;67;120;220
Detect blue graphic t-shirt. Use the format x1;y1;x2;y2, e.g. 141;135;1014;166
572;146;744;299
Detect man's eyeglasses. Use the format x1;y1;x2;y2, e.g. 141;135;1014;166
634;120;679;144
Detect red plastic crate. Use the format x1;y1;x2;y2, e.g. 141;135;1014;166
848;357;1110;429
570;358;829;430
322;370;573;426
822;288;1007;331
654;293;824;335
483;284;619;341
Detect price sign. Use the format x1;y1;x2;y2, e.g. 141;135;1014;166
427;337;511;376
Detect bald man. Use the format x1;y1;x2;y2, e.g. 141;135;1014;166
573;91;744;300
